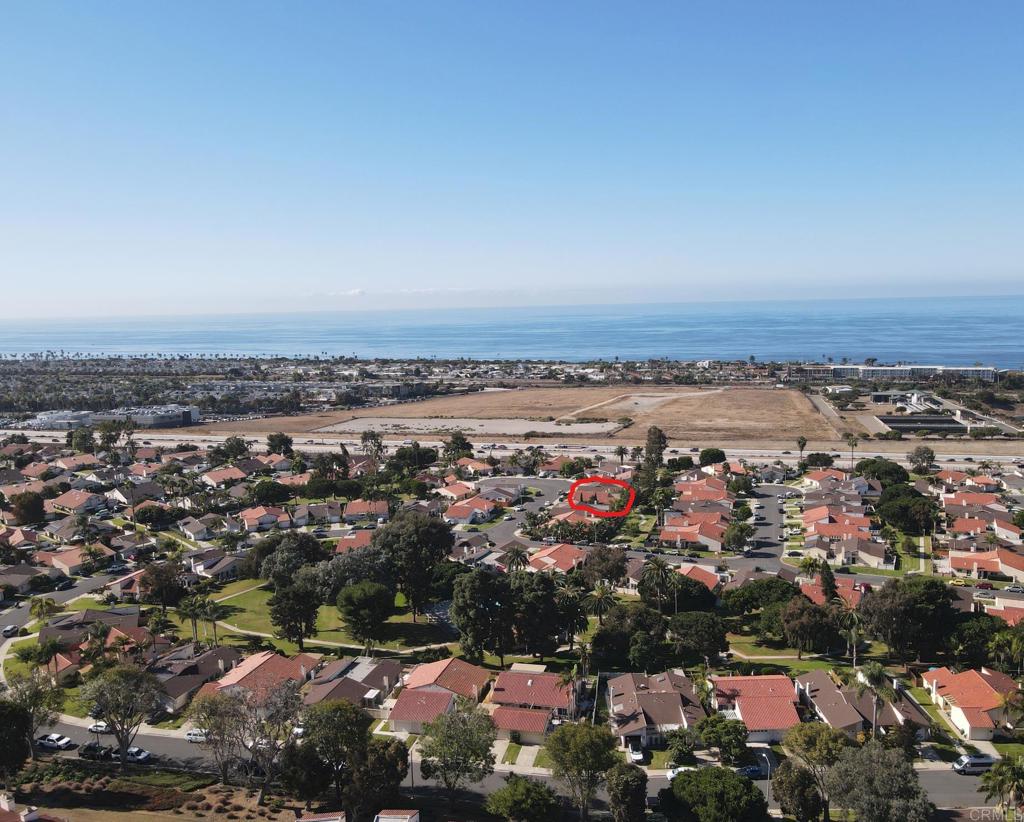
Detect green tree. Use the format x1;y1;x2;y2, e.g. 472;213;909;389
10;491;44;525
723;521;756;553
81;664;164;767
139;562;184;612
266;432;294;455
337;581;395;654
278;739;332;810
824;740;933;822
907;445;935;473
771;760;823;822
695;714;748;765
782;597;837;658
303;699;374;805
486;774;560;822
670;611;728;663
442;430;473;464
606;762;647;822
451;570;515;665
585;583;617;626
665;727;699;765
186;692;245;784
796;436;807;461
343;737;409;822
0;701;31;789
545;722;618;821
374;511;454;620
662;766;769;822
269;581;321;651
783;722;850;822
639;557;673;614
4;669;63;761
981;758;1024;814
419;700;497;793
819;561;837;601
698;447;726;466
29;595;60;624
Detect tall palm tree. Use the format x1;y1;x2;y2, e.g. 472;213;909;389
640;557;672;614
844;433;860;470
34;637;65;681
29;596;60;625
504;545;529;573
177;595;205;644
796;436;807;461
837;605;863;667
614;445;628;465
798;556;821;578
201;599;229;646
585;584;616;626
630;446;644;462
558;666;580;718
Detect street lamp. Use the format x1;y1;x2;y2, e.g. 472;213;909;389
760;751;772;803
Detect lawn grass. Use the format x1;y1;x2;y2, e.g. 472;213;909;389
224;585;452;650
993;741;1024;760
502;743;522;765
533;747;553;769
648;749;675;769
62;685;92;718
213;578;268;600
4;637;39;678
116;769;215;792
151;714;188;730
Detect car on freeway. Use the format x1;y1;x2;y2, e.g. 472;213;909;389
79;741;113;760
88;721;110;734
124;747;152;763
185;728;207;743
37;734;74;750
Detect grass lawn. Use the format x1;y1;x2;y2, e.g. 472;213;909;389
152;714;189;730
533;747;553;769
848;565;903;577
993;741;1024;760
373;719;389;735
648;749;675;769
55;597;112;614
502;743;522;765
4;637;39;678
213;578;268;600
116;770;215;792
62;685;92;718
224;585;453;650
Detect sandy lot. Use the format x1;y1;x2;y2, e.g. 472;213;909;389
317;416;619;436
172;386;841;444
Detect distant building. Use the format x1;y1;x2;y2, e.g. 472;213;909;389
798;364;997;383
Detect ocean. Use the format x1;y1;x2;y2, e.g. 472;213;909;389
3;296;1022;367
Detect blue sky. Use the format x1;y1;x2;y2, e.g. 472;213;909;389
2;1;1022;317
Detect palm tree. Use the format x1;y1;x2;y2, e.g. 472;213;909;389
585;584;616;626
843;662;896;737
201;599;229;646
177;595;205;644
34;637;65;681
630;446;643;462
798;556;821;578
558;666;580;718
981;759;1024;813
640;557;673;614
577;641;592;679
837;606;863;667
80;622;110;665
614;445;628;465
843;433;860;470
796;436;807;461
560;593;589;651
504;545;529;573
29;596;60;625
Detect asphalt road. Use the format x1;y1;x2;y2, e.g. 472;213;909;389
0;571;120;633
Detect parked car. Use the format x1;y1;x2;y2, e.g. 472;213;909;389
37;734;74;750
2;625;19;638
88;721;110;734
949;578;973;587
79;741;113;760
667;765;699;779
185;729;207;743
124;747;152;763
628;744;644;763
735;764;764;779
1004;585;1024;594
55;578;75;591
975;581;995;590
953;754;995;774
786;551;803;557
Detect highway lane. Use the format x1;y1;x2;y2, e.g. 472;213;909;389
5;428;1023;469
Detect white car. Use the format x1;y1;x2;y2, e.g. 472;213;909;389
628;744;644;763
125;746;151;763
291;726;304;738
88;721;110;734
37;733;74;750
2;625;19;638
667;765;699;780
185;729;207;743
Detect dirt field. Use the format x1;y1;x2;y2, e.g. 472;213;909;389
172;386;841;444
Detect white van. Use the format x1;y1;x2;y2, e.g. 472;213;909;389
952;753;996;774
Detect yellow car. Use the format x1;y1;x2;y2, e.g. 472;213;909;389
949;578;971;587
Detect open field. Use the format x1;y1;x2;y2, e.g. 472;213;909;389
170;386;842;443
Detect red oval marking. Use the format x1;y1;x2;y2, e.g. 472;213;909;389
567;476;636;519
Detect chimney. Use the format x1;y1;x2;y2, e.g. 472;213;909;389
383;675;390;693
217;657;225;673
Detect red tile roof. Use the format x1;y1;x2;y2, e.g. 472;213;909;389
491;671;570;710
492;706;552;734
389;688;454;724
404;657;491;700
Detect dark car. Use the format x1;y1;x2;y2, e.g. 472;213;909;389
55;578;75;591
79;741;113;760
975;581;995;590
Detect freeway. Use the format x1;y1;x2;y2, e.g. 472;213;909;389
4;428;1023;470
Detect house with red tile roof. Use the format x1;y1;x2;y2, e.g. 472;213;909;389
709;674;801;742
455;457;494;476
435;482;476;502
528;543;586;574
491;706;553;745
343;498;390;523
950;517;987;537
403;657;491;701
197;650;318;700
34;544;114;576
443;495;498;525
946;548;1024;582
388;688;456;734
676;564;721;592
50;489;105;516
800;576;863;608
202;466;248;487
238;505;291;532
334;529;374;554
491;670;573;718
658;522;726;552
921;666;1019;740
804;469;848;488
